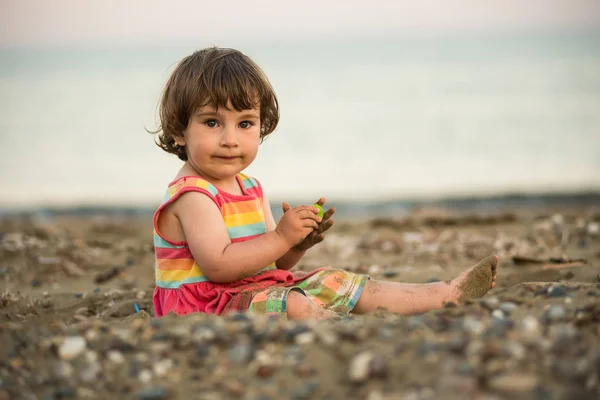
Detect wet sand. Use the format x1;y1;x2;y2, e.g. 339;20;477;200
1;205;599;399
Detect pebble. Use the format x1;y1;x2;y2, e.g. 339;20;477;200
136;386;171;400
107;350;125;364
545;305;567;322
547;285;568;298
348;351;373;382
228;342;253;364
291;381;320;400
463;317;485;335
138;369;152;384
58;336;86;360
481;296;499;310
488;373;538;393
499;302;518;314
587;222;599;237
520;316;541;337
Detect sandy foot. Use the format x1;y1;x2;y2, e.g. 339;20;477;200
449;255;499;303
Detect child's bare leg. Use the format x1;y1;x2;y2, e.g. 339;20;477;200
353;255;498;315
286;290;338;320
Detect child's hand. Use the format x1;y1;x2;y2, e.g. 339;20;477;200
275;203;322;247
282;197;335;251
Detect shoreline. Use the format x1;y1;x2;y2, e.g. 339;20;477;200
2;190;599;221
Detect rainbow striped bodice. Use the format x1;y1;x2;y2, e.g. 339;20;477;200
153;173;276;289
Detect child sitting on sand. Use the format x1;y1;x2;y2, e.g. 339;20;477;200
150;47;498;320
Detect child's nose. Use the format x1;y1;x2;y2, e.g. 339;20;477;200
220;126;239;147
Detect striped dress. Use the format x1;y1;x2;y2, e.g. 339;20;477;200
152;173;368;317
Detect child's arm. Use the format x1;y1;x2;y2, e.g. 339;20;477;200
174;191;320;283
261;196;306;270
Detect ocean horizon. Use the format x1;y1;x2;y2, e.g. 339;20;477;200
1;32;599;209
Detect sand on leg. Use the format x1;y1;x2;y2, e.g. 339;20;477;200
352;255;498;315
286;290;339;320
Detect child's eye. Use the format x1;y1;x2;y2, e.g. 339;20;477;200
239;121;253;129
204;119;218;128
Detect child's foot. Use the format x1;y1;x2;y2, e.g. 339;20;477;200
448;255;498;303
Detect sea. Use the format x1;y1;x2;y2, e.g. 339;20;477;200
1;32;599;218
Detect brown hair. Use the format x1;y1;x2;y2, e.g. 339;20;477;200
151;47;279;161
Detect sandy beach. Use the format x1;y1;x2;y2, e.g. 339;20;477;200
1;203;599;399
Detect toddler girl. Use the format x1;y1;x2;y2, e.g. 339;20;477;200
150;47;498;320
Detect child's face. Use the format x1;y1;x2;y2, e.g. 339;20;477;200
175;102;261;185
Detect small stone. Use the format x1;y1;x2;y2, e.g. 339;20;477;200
229;342;252;364
54;361;74;378
59;336;86;360
153;359;173;377
547;285;568;298
463;317;484;335
107;350;125;364
587;222;599;237
257;364;275;379
291;381;319;400
520;316;541;336
481;296;499;310
348;351;373;382
139;369;152;383
491;309;505;320
369;354;387;378
488;373;538;393
53;387;76;399
499;302;518;314
545;305;567;322
136;386;170;400
225;381;245;397
561;270;575;280
366;390;384;400
295;331;316;345
294;363;316;377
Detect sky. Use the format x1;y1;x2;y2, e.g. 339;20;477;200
1;0;599;47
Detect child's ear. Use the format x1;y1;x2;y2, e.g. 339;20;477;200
174;134;186;147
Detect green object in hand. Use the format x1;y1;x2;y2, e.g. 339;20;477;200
313;204;325;218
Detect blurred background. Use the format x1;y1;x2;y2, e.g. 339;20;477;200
1;0;599;218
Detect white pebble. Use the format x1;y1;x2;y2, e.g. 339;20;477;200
59;336;86;360
295;332;316;345
153;359;174;377
587;222;599;237
348;351;373;382
139;369;152;383
107;350;125;364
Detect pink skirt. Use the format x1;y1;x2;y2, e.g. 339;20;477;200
153;268;323;316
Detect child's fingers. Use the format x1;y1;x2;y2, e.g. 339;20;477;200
322;207;336;220
282;201;292;213
296;208;322;222
317;219;334;234
302;219;320;230
293;205;323;215
313;197;326;207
